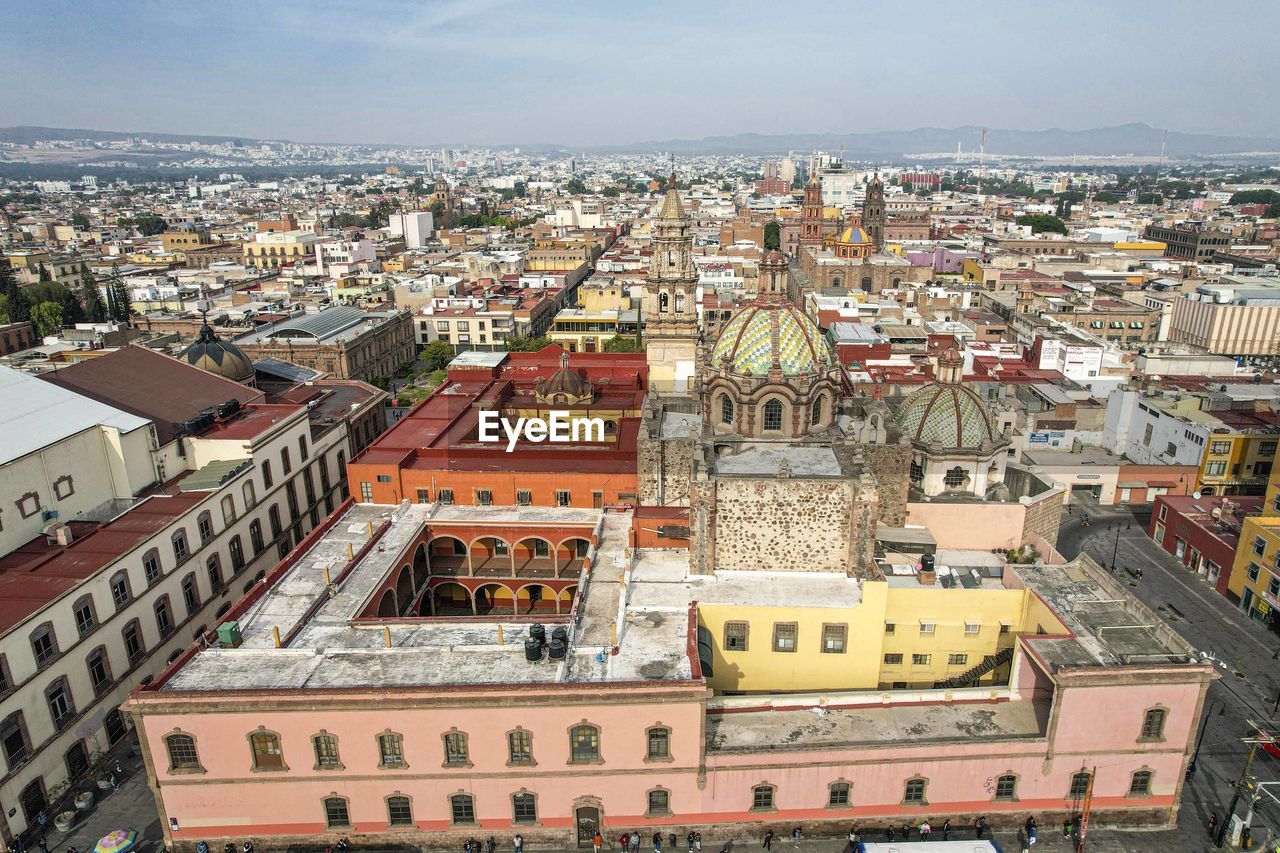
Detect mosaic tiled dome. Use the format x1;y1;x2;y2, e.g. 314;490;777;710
711;304;831;376
897;381;1000;448
837;225;872;245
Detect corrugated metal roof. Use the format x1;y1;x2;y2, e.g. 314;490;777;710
0;365;151;466
265;306;367;340
180;458;252;492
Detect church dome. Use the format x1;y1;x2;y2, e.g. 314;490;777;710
181;324;255;383
896;382;1000;449
711;303;831;376
837;225;873;245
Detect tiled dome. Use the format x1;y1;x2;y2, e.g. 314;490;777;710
181;324;254;383
837;225;872;245
711;304;830;376
897;382;1000;448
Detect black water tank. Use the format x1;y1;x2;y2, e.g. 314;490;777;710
921;553;936;572
524;637;543;662
548;637;567;660
529;624;546;645
551;626;569;644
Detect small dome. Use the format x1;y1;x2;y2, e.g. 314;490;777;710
711;303;831;376
181;324;254;383
837;225;873;245
896;382;1000;449
536;351;593;401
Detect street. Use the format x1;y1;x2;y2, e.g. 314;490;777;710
1058;499;1280;850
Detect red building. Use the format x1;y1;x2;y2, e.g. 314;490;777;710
1148;493;1264;595
346;346;647;508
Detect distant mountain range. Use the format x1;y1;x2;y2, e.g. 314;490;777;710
3;122;1279;159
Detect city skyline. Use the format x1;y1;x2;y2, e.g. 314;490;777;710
3;0;1279;147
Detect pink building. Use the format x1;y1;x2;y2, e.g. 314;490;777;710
126;499;1213;850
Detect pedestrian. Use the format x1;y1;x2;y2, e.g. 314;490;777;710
900;823;911;842
514;834;524;853
942;819;950;841
488;837;497;853
1208;812;1219;838
594;832;603;853
791;827;801;848
694;832;702;853
1025;816;1037;846
242;842;254;853
463;841;473;853
653;831;662;853
687;831;695;853
37;812;48;834
196;842;209;853
885;826;895;842
847;827;858;846
336;839;349;853
974;816;987;839
620;834;630;853
631;832;640;853
762;830;774;851
224;844;236;853
66;847;77;853
918;820;931;841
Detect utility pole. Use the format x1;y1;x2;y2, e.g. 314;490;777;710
1218;725;1274;847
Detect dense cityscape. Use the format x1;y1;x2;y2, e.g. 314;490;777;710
3;4;1280;853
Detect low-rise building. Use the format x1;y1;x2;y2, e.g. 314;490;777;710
233;307;415;383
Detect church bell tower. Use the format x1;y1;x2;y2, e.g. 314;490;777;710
643;173;700;392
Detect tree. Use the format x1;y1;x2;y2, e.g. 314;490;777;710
602;336;644;353
0;259;25;322
107;266;132;326
763;220;781;251
514;181;528;197
134;215;167;236
504;335;554;352
366;199;398;228
419;340;456;372
1093;191;1120;204
71;212;91;229
21;281;84;327
1015;213;1068;235
602;186;620;198
79;263;108;323
31;301;64;338
564;177;586;195
37;263;52;282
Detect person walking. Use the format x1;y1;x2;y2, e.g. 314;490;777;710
974;816;987;839
791;827;801;848
487;837;497;853
762;830;774;851
885;826;895;842
918;820;931;842
513;834;523;853
942;819;951;841
847;827;859;847
1025;816;1037;846
687;831;695;853
694;832;702;853
631;832;640;853
593;832;603;853
653;832;662;853
900;823;912;842
620;834;630;853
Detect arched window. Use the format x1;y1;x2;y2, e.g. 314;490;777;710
110;570;132;610
312;732;341;769
903;776;927;804
828;781;851;807
1129;770;1152;796
646;726;670;760
569;724;599;763
719;394;734;425
943;466;969;489
647;788;671;816
1141;708;1166;740
994;773;1017;801
861;276;872;290
323;796;350;828
450;793;476;825
810;397;823;426
512;791;538;824
249;730;285;770
762;399;783;432
751;784;775;811
387;795;413;827
165;733;202;772
1069;771;1092;798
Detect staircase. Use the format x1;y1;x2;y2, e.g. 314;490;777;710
935;646;1013;689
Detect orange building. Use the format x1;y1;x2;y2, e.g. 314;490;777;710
346;346;647;508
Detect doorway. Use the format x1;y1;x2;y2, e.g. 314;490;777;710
575;806;601;848
105;708;127;744
19;779;46;825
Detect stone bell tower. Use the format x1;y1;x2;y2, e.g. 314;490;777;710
642;173;700;393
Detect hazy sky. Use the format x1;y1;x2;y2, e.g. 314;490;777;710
3;0;1278;147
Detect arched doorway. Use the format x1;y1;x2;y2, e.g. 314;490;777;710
558;538;591;578
428;537;468;575
516;583;558;615
377;589;398;617
395;566;415;614
474;582;515;616
514;537;554;577
412;543;429;588
430;582;472;616
471;537;511;577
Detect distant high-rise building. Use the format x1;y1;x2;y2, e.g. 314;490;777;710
779;156;797;184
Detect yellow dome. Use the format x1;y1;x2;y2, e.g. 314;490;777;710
837;225;873;245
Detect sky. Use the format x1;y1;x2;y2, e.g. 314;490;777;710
2;0;1278;147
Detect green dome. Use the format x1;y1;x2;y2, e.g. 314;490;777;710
897;381;1000;448
711;304;831;376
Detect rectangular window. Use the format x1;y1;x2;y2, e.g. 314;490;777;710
143;551;162;585
281;448;292;475
438;489;454;505
516;489;532;506
821;623;847;654
948;653;969;666
387;796;412;827
883;653;903;665
919;621;935;636
111;574;131;608
324;798;350;828
450;795;475;824
444;732;469;765
298;435;309;461
1256;537;1268;557
378;733;404;766
1205;461;1227;476
828;782;851;807
513;793;537;824
772;622;797;653
182;576;200;616
912;653;931;665
555;489;571;507
476;489;493;506
884;622;895;634
1129;771;1152;796
1249;563;1262;582
262;461;273;488
724;621;748;651
416;488;431;504
647;728;670;759
32;628;58;667
752;786;774;810
1211;441;1232;455
508;730;532;764
964;622;980;636
314;734;341;768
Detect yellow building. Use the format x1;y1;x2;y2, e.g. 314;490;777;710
1227;466;1280;623
547;308;624;353
161;228;216;253
1198;431;1278;496
697;570;1067;694
243;231;322;270
577;279;632;314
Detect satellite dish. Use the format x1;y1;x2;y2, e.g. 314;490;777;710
1193;491;1203;500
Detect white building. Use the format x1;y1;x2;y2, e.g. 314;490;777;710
1102;389;1208;467
387;212;434;250
314;239;376;277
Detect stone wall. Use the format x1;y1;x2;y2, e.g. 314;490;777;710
1021;485;1065;548
637;429;694;507
710;476;853;573
863;441;911;527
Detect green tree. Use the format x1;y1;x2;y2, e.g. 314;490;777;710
0;260;25;322
134;215;167;236
79;263;108;322
514;181;528;197
419;340;456;371
21;280;84;327
1093;191;1120;204
602;186;620;198
31;300;64;338
1015;213;1068;235
0;294;9;325
107;266;132;325
71;212;91;229
602;336;644;353
366;199;398;228
37;263;52;282
564;177;586;195
504;335;554;352
763;220;781;251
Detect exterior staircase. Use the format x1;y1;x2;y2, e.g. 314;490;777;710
935;646;1014;689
